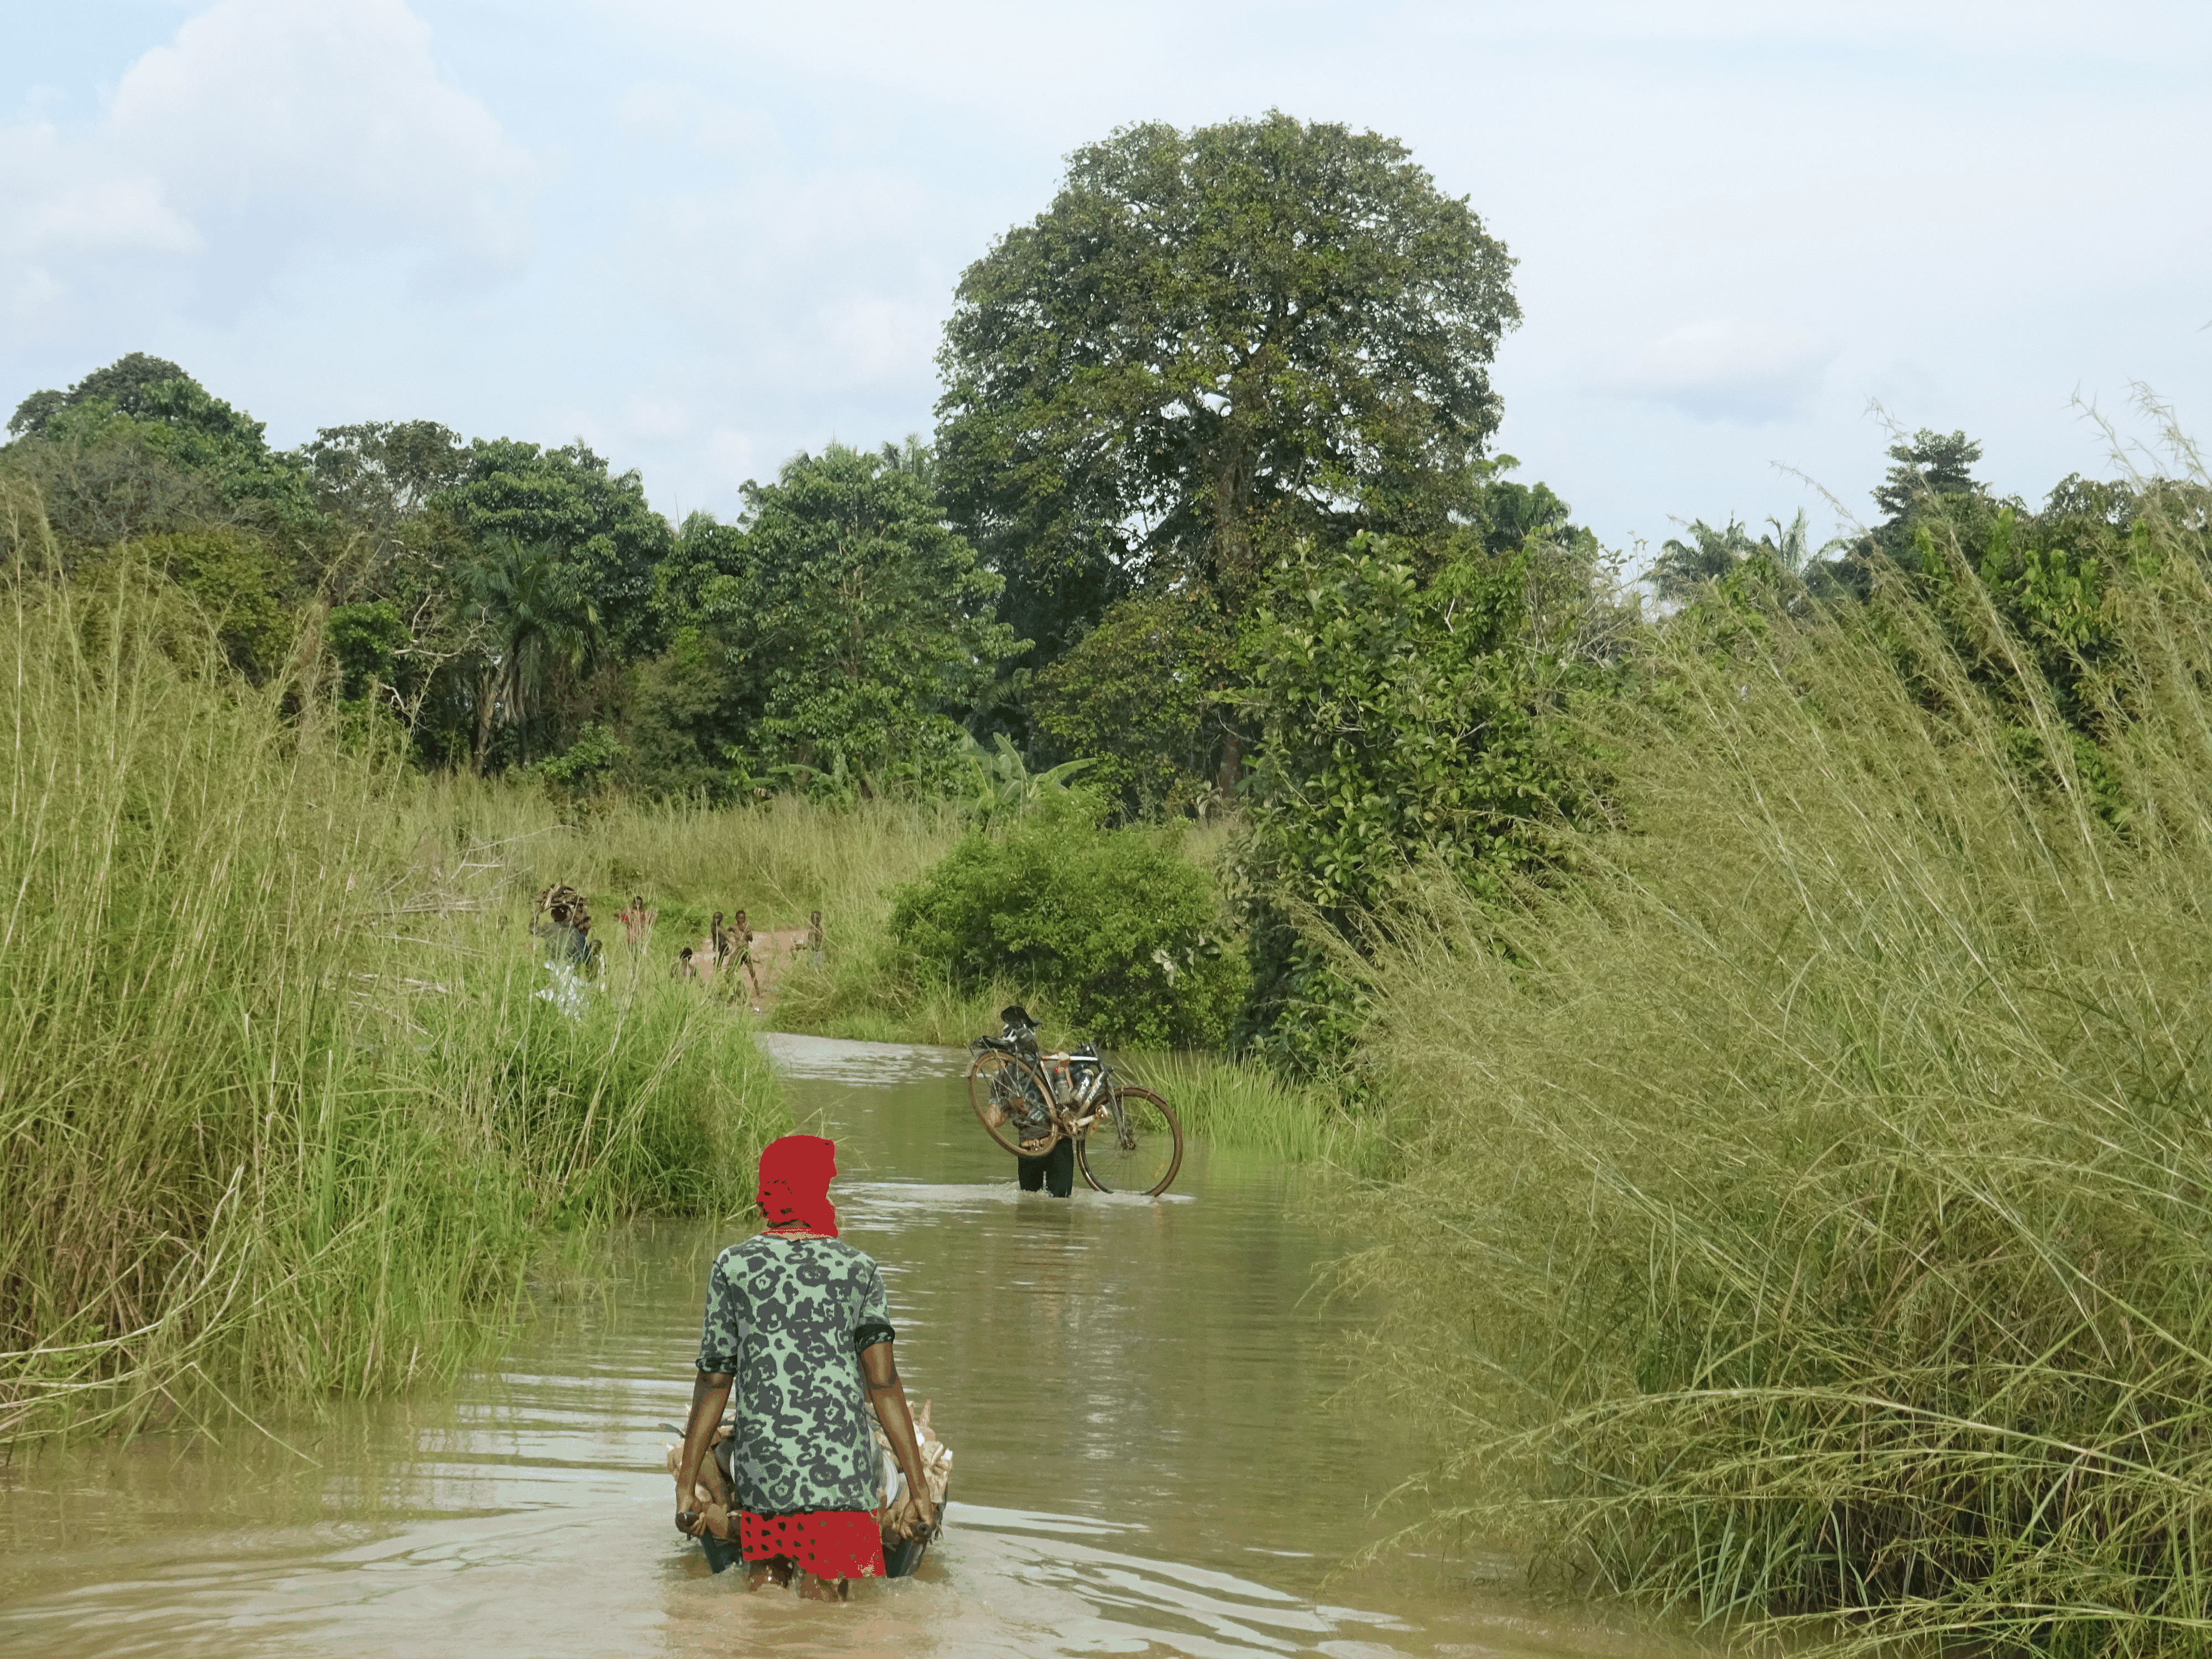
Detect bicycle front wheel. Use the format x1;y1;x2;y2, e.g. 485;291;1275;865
966;1050;1058;1158
1077;1087;1183;1196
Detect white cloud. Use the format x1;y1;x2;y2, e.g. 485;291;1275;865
0;0;530;336
1612;319;1831;425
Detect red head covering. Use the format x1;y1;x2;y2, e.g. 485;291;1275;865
756;1134;838;1235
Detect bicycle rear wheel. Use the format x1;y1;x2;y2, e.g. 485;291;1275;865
1076;1087;1183;1196
966;1050;1058;1157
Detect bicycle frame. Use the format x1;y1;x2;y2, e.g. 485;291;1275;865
1042;1051;1134;1150
974;1033;1137;1152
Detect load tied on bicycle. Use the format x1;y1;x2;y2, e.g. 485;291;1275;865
965;1005;1185;1197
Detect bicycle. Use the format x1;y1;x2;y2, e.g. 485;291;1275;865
966;1010;1184;1196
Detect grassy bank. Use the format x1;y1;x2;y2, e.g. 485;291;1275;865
1343;502;2212;1653
1115;1052;1366;1168
349;767;1353;1168
413;787;997;1042
0;571;785;1444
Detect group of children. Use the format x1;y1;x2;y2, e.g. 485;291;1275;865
672;909;764;1001
535;888;825;1014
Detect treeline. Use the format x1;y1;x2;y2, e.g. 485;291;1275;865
3;112;2198;1079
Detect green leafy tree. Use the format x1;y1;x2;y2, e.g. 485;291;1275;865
614;625;744;801
1469;458;1582;556
461;535;606;770
1809;428;1993;597
3;361;319;554
7;351;191;436
1237;532;1602;1071
1873;429;1987;521
326;599;410;703
701;445;1020;794
301;420;472;527
936;111;1521;686
1649;512;1813;604
291;421;480;620
1032;591;1224;819
436;439;671;651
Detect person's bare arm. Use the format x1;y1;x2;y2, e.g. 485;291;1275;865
674;1369;732;1536
860;1342;935;1540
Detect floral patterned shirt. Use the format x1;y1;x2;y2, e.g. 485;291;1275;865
696;1234;895;1514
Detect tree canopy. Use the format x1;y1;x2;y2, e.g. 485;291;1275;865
435;439;672;652
694;445;1021;795
936;111;1521;670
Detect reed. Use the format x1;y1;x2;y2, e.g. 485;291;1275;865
1343;482;2212;1655
0;561;784;1444
1116;1051;1365;1167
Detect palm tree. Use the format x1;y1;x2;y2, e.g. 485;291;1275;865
462;535;604;770
1649;510;1817;604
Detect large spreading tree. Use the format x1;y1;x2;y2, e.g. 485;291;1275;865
935;111;1522;677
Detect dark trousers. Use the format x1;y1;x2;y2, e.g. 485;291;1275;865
1017;1138;1074;1198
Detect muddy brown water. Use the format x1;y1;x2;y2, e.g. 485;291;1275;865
0;1034;1684;1658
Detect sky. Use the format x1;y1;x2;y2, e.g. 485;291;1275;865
2;0;2208;562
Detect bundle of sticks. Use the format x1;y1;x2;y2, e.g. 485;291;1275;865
534;883;591;930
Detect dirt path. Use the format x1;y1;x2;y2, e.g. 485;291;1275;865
675;926;815;1014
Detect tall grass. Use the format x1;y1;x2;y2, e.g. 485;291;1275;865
1117;1051;1369;1167
404;786;994;1040
0;563;784;1444
1345;487;2212;1654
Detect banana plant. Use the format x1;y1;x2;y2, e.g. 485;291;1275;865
962;733;1092;826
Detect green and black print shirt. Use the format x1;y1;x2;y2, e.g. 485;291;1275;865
696;1235;895;1514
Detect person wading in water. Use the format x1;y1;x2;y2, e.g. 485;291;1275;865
999;1006;1075;1198
674;1134;934;1599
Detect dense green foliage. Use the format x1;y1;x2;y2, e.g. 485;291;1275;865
1031;590;1221;818
889;799;1247;1049
937;111;1521;739
1233;529;1616;1069
692;445;1019;794
1;371;1015;794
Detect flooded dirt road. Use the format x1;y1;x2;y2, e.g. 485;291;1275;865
0;1035;1679;1658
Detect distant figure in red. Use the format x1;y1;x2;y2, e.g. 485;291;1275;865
618;894;656;948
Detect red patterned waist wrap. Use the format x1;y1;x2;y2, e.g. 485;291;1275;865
737;1508;886;1580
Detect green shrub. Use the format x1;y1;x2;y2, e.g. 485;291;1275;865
1237;530;1608;1073
888;797;1246;1048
